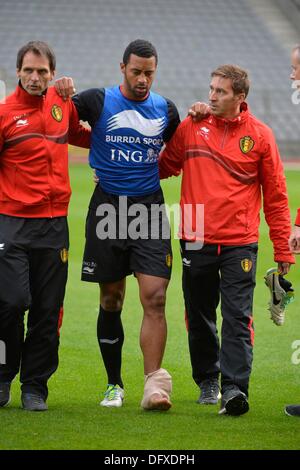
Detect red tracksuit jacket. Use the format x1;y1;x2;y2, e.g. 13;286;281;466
0;84;90;217
159;103;294;263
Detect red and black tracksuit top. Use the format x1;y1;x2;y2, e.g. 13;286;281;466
159;103;294;264
0;84;90;217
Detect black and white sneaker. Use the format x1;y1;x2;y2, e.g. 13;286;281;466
21;393;48;411
219;385;249;416
264;268;294;326
285;404;300;417
198;378;221;405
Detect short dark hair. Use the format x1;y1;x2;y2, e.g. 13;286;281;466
122;39;158;65
211;64;250;98
16;41;56;71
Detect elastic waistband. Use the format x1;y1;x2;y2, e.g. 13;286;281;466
0;201;69;218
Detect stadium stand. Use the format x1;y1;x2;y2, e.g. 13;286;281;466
0;0;299;156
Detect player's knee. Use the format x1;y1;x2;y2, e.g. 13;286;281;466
101;291;124;311
100;280;125;311
141;289;167;313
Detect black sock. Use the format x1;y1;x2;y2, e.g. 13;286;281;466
97;306;124;388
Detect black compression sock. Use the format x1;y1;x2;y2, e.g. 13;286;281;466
97;306;124;388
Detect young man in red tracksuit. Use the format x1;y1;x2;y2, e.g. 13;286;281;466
159;64;294;416
0;41;90;411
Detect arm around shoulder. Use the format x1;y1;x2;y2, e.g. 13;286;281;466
68;99;91;149
159;117;191;179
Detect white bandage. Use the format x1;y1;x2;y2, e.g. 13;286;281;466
141;368;172;410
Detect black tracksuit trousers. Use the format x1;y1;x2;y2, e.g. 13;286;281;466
0;215;69;400
180;241;257;396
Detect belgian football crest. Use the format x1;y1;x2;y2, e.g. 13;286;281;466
166;253;172;268
51;104;63;122
240;136;254;154
60;248;68;263
241;259;252;272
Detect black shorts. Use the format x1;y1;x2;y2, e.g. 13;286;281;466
81;185;172;283
0;215;69;310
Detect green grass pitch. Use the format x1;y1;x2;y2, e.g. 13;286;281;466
1;165;300;450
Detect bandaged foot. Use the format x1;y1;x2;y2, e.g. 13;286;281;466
141;368;172;411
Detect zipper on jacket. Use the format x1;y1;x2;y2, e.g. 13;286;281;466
220;123;229;149
41;95;54;217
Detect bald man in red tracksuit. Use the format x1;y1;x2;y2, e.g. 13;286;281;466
159;65;294;415
0;42;90;411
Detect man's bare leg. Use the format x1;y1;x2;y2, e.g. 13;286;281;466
136;273;172;410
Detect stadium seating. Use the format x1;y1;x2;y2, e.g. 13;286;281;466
0;0;299;156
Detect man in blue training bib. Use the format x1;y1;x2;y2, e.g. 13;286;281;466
56;39;180;410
